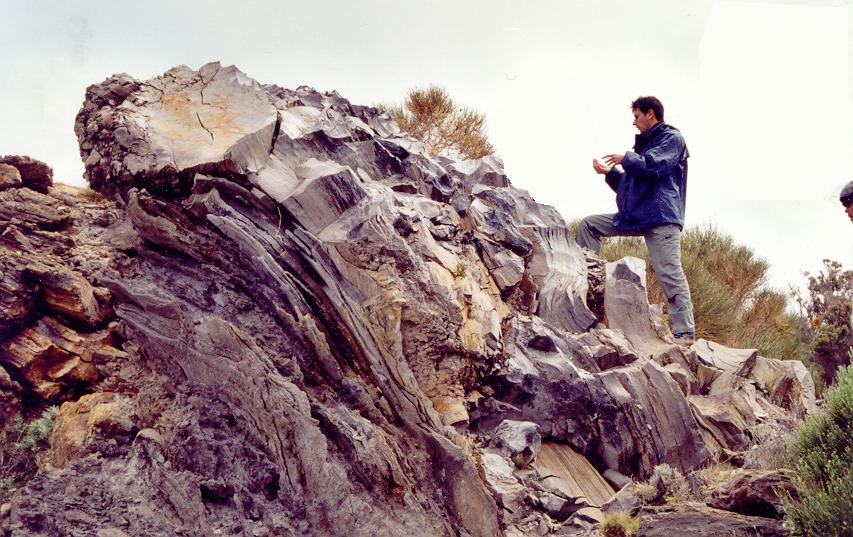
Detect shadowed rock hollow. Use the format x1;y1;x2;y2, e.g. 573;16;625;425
0;63;815;536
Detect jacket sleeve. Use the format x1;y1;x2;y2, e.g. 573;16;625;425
621;132;685;181
604;167;623;192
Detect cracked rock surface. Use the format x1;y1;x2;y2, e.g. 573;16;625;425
1;63;815;536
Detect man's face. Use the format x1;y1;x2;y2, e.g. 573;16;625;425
632;108;657;134
845;203;853;222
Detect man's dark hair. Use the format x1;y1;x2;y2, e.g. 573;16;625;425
840;179;853;206
631;96;664;121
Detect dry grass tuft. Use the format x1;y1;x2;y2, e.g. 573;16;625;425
600;511;639;537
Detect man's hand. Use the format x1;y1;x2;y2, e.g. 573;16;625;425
592;158;612;175
604;153;624;166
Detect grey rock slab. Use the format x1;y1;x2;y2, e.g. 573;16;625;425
477;236;524;290
597;359;711;476
282;158;368;235
604;257;671;357
447;155;509;189
481;452;527;513
690;338;757;373
0;187;71;230
602;469;632;491
601;483;642;516
689;393;752;452
662;362;699;396
525;226;596;333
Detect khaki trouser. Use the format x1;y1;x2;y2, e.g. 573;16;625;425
577;213;695;334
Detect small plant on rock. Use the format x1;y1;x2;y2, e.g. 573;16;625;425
691;461;735;499
633;482;656;502
647;463;690;504
600;511;639;537
0;406;59;502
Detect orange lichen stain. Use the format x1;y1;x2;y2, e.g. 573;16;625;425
154;91;242;144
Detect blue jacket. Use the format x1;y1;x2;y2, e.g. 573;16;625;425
605;122;689;230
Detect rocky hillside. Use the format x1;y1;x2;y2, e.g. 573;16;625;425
0;63;815;536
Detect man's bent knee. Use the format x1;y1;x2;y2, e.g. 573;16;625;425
576;217;598;252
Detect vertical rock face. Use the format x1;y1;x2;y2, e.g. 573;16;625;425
1;63;816;536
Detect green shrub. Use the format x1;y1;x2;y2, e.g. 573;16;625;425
0;406;59;502
647;463;689;503
570;222;807;363
601;511;639;537
783;364;853;536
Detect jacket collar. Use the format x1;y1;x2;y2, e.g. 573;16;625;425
634;121;668;150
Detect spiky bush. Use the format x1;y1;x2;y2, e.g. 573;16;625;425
783;364;853;536
379;86;494;160
793;259;852;386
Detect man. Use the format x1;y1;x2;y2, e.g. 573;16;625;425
840;180;853;222
576;96;695;343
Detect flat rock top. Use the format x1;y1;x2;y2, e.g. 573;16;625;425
139;64;277;170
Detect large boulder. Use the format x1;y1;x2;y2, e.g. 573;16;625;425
491;419;542;467
744;355;817;418
0;155;53;192
0;163;22;189
706;469;795;519
637;503;788;536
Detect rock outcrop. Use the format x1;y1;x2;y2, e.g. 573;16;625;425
1;63;816;536
0;156;53;193
0;157;120;426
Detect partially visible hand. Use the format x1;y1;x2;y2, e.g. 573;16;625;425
604;153;624;166
592;158;612;175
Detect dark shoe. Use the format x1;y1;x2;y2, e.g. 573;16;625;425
673;332;695;345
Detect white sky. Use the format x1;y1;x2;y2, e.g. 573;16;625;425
1;0;851;295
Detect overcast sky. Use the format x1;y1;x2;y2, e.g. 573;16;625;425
1;0;851;295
